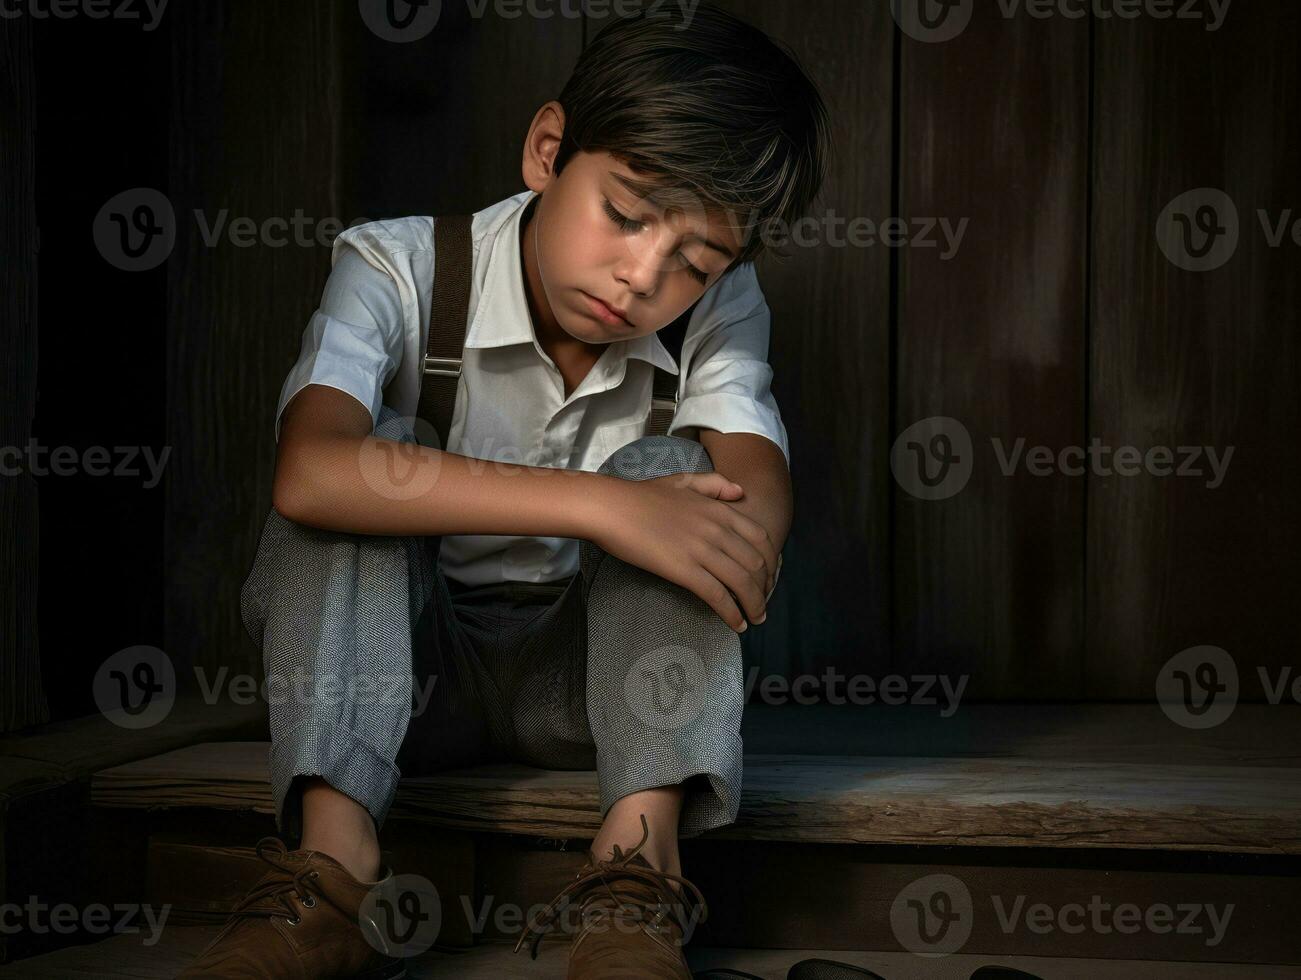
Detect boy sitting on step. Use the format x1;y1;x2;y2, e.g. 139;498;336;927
181;4;828;977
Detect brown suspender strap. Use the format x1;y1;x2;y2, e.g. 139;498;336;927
647;366;677;438
644;297;696;438
415;214;474;450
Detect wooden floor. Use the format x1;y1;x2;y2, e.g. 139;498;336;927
1;926;1297;979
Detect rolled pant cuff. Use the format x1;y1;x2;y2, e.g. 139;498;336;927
270;718;401;837
595;726;742;839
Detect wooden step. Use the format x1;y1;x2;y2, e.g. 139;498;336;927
0;696;268;965
89;697;1301;853
66;703;1301;967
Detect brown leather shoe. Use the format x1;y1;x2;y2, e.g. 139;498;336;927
513;814;708;979
176;836;407;979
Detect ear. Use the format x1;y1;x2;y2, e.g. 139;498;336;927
522;100;566;193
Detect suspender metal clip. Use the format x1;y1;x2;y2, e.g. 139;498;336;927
423;355;462;377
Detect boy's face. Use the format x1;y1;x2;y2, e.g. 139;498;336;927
524;141;745;348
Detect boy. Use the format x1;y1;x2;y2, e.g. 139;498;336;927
180;4;828;977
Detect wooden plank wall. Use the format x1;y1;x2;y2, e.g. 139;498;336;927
895;4;1090;698
0;18;48;732
338;0;584;221
161;1;1296;700
165;1;348;680
713;0;896;690
1088;2;1300;698
165;0;584;681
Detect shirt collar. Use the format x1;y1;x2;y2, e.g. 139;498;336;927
463;191;680;376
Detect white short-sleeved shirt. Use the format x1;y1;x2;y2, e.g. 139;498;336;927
275;189;789;587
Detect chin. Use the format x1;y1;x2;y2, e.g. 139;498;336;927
558;316;611;345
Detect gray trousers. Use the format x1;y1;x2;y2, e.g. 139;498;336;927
240;406;745;842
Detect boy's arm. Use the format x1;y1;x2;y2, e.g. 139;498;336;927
275;385;776;632
273;383;611;541
699;428;793;561
270;232;618;541
666;263;792;591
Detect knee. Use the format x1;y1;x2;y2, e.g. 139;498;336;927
597;435;714;482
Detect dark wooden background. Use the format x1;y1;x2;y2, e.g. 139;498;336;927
3;0;1297;730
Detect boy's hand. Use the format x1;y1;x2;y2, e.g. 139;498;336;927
589;473;778;633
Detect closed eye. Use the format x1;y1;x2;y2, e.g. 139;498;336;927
602;197;642;233
602;197;710;285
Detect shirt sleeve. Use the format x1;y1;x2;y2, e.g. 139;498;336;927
273;240;406;444
667;263;791;466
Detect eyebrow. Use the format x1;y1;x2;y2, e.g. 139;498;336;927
607;170;739;261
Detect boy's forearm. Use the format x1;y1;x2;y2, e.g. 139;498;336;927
274;432;619;541
699;429;794;554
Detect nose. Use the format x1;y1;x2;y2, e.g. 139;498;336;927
613;229;680;299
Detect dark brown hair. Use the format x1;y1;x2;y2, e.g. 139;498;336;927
554;2;832;265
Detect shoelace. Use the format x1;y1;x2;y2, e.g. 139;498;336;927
230;836;322;926
512;813;708;960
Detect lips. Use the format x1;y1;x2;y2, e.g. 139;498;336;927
582;291;633;328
